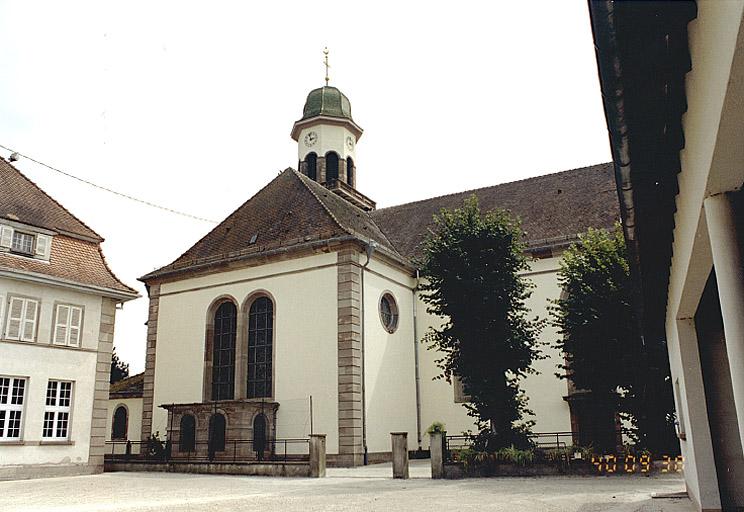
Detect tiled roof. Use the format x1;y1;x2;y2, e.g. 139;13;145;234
0;159;137;296
109;372;144;398
144;163;619;281
142;169;400;280
371;163;619;260
0;158;101;241
0;234;138;295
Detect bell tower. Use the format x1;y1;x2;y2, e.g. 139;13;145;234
291;49;375;211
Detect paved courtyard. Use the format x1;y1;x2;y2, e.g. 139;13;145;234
0;461;694;512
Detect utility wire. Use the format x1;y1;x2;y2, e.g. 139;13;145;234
0;143;218;224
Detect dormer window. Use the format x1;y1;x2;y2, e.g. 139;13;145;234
11;232;34;255
0;225;52;260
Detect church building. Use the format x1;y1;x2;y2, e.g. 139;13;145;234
139;84;619;466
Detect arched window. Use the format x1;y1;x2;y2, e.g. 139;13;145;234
179;414;196;452
212;302;237;401
209;413;226;453
248;296;273;398
325;152;339;183
346;157;354;187
306;152;317;181
111;405;128;440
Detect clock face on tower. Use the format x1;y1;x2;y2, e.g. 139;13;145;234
304;131;318;147
346;136;355;150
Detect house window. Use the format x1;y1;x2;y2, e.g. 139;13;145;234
11;231;34;255
247;296;273;399
43;380;73;440
53;304;83;347
379;293;399;333
0;376;26;440
4;296;39;342
111;405;128;440
179;414;196;452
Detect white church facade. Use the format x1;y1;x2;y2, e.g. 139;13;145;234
139;85;618;465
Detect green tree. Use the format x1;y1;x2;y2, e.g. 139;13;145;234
550;225;676;453
110;347;129;384
419;196;544;449
551;226;639;393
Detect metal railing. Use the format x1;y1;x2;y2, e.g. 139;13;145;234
443;430;628;464
105;437;310;464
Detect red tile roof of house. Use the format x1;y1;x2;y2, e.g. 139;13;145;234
0;159;137;297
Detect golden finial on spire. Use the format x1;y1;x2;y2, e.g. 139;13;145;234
323;47;330;86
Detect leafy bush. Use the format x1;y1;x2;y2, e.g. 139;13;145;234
426;421;446;435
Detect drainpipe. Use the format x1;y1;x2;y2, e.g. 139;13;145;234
413;269;423;451
361;240;377;465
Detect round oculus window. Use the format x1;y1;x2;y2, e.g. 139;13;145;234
379;293;399;333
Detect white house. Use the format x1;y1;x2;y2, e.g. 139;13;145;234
0;159;138;479
591;1;744;510
139;85;619;465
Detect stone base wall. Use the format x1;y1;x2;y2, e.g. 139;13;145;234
105;461;310;477
164;400;280;461
0;463;101;481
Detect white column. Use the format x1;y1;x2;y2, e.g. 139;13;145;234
704;192;744;449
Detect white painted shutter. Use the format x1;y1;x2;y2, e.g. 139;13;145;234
20;299;38;342
0;295;4;336
6;297;24;340
54;305;70;345
35;234;51;259
68;306;82;346
0;226;12;249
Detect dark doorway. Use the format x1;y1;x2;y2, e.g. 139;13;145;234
179;415;196;452
112;406;128;440
208;413;226;460
253;413;267;461
695;270;744;509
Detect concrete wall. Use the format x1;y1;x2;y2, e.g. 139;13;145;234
297;124;357;164
150;253;339;450
369;255;571;450
661;2;744;509
519;257;572;434
362;259;418;453
105;397;143;454
0;277;105;475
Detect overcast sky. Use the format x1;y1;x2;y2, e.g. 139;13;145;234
0;1;611;373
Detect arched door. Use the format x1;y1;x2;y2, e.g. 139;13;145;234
208;413;226;461
253;413;267;460
112;406;128;440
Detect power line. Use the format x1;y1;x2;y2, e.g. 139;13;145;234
0;143;218;224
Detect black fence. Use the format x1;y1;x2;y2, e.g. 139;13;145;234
444;431;579;457
105;437;310;464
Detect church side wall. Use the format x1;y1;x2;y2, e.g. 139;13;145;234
518;256;572;434
151;253;339;449
417;255;571;447
362;259;418;454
